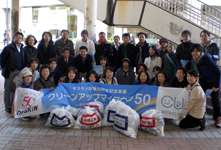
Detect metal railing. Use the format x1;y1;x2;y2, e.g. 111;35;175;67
146;0;221;37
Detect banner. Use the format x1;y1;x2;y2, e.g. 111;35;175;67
156;87;189;119
13;83;188;119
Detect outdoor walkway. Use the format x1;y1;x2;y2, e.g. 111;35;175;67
0;43;221;150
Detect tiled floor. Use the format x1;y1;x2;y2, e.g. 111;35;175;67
0;67;221;149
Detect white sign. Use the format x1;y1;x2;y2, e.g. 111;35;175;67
156;87;189;119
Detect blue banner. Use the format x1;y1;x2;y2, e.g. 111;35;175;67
42;83;158;114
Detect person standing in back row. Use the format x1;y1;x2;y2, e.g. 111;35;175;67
1;31;25;113
118;33;136;67
135;32;151;66
94;32;112;65
54;30;75;57
200;30;220;63
175;30;193;68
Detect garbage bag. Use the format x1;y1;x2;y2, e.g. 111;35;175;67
139;109;165;137
45;107;75;128
65;105;81;120
85;100;104;117
113;102;140;138
74;106;102;129
102;99;119;126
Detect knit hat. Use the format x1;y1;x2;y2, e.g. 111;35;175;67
22;69;33;78
159;37;168;44
81;30;88;36
122;58;130;64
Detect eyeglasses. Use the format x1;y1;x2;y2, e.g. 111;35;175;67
15;36;22;39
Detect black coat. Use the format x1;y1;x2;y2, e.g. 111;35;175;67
175;40;193;68
23;45;38;66
74;54;93;74
1;42;25;78
170;77;188;88
94;41;112;65
111;45;121;72
118;43;136;67
135;41;151;66
57;55;75;76
37;40;56;64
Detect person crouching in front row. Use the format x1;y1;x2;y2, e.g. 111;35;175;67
178;70;206;131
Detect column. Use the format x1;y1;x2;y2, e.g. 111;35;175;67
85;0;97;43
11;0;19;37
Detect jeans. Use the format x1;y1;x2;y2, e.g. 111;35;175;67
200;81;221;120
4;70;19;110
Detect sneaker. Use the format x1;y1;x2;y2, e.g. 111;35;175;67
200;118;205;131
21;117;29;121
215;117;221;128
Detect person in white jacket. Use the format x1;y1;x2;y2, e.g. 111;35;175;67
178;70;206;131
144;46;162;79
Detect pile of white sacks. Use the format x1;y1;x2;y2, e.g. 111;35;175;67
45;99;165;138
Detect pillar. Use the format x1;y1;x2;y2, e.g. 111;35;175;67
11;0;19;37
85;0;97;43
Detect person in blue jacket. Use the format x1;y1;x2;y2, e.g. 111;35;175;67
189;43;221;128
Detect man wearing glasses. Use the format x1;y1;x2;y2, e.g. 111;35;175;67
1;31;25;113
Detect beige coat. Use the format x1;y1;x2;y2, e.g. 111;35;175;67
182;82;206;119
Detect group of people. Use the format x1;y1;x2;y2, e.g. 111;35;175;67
1;29;220;130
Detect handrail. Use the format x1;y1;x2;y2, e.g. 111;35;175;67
146;0;221;37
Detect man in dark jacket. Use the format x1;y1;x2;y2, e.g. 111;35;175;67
175;30;193;68
111;35;121;72
200;30;220;63
74;46;93;81
190;44;221;128
54;30;75;57
57;47;75;76
115;58;135;85
1;31;25;113
118;33;136;67
135;32;151;66
94;32;112;65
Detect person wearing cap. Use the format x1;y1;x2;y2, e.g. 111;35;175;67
115;58;135;85
158;37;169;58
135;32;151;66
17;70;33;89
144;46;162;79
175;30;193;68
16;70;34;121
54;29;75;57
162;42;176;82
94;32;112;65
75;29;95;57
57;47;75;77
118;33;137;68
1;31;25;113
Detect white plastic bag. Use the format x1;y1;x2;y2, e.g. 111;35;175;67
65;105;81;120
85;100;104;117
102;99;118;126
45;107;75;128
139;109;165;137
113;102;140;138
74;106;102;129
